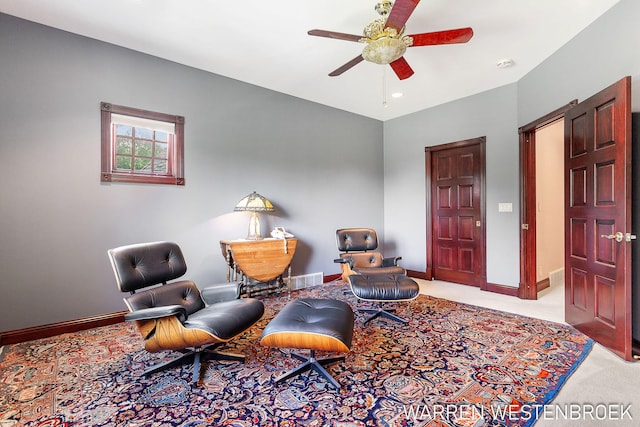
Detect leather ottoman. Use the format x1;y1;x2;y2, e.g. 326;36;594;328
260;298;354;389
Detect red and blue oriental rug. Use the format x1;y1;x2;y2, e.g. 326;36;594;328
0;281;592;426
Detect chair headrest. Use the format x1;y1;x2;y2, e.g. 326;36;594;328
108;241;187;293
336;228;379;252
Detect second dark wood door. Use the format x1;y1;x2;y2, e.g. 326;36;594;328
428;138;485;287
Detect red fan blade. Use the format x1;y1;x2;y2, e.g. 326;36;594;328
308;29;363;43
385;0;420;32
408;27;474;46
390;56;414;80
329;55;365;76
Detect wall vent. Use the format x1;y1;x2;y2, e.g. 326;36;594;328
286;272;323;290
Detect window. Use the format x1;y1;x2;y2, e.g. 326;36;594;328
101;102;185;185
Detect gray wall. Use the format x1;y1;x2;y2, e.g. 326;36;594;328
383;84;520;286
517;0;640;125
383;0;640;289
0;14;383;331
2;0;640;332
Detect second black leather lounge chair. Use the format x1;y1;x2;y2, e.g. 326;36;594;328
334;228;406;281
334;228;419;325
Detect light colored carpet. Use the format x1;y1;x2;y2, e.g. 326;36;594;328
419;279;639;427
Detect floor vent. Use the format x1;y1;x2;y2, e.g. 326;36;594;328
286;272;323;290
549;268;564;287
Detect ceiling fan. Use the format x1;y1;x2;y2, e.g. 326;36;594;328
308;0;473;80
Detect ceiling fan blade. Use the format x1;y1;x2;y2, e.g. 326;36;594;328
385;0;420;32
308;29;363;43
390;56;414;80
329;55;365;76
408;27;474;46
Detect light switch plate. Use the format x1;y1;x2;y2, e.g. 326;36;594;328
498;203;513;212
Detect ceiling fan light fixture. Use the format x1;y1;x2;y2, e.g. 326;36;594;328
362;37;409;64
308;0;473;79
361;14;413;65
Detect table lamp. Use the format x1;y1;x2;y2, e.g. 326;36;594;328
234;191;275;240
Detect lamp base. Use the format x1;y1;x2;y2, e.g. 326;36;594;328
246;212;263;240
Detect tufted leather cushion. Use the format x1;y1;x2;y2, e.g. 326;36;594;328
125;280;205;316
339;252;405;276
352;265;406;276
108;241;187;293
186;298;265;341
336;228;379;252
260;298;354;353
348;274;419;302
340;252;383;268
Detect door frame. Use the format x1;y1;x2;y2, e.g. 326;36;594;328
425;137;487;289
518;100;577;300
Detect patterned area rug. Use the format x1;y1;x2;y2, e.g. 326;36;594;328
0;281;592;427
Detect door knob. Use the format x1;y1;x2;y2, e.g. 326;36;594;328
600;232;624;242
600;232;636;242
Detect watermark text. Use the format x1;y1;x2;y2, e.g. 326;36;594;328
402;403;633;423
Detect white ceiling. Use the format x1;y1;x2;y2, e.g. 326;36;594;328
0;0;622;121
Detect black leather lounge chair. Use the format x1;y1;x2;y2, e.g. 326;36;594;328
108;241;264;384
335;228;419;325
335;227;406;281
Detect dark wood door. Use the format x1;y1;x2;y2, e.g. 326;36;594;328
427;137;486;287
565;76;633;361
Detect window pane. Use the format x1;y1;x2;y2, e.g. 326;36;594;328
155;142;168;159
116;124;132;137
135;127;153;140
154;160;168;173
116;137;132;155
156;131;168;142
134;158;152;172
116;156;132;170
135;140;153;157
